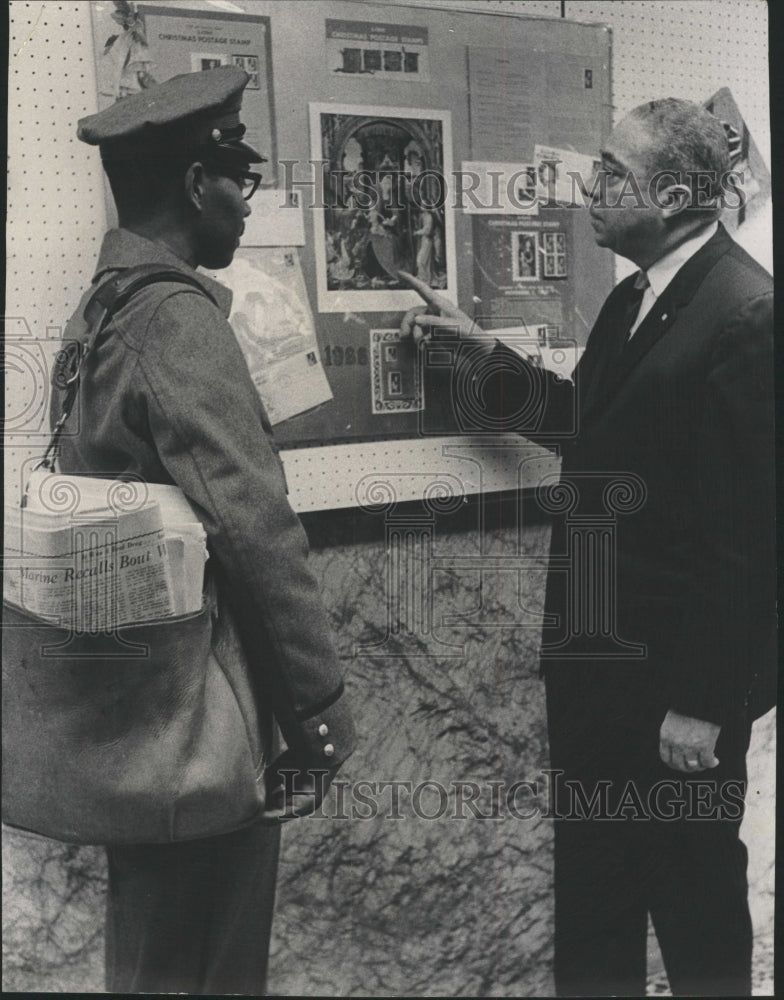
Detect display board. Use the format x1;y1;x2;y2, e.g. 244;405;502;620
88;0;613;448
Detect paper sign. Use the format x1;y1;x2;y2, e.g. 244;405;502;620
533;145;600;207
208;249;332;425
325;18;430;82
459;161;539;215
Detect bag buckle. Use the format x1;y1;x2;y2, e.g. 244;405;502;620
51;341;82;390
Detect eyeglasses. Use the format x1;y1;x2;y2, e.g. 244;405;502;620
231;171;263;200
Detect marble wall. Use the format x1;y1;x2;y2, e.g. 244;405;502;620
2;502;776;995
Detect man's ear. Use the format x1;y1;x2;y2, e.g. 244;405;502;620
658;183;691;219
184;162;206;212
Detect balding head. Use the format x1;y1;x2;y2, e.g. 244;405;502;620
625;98;731;215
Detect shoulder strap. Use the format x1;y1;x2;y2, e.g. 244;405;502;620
40;265;216;473
80;264;216;340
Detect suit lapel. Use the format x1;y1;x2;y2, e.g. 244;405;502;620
579;225;735;424
576;275;637;418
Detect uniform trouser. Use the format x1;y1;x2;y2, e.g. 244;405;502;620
545;668;753;998
105;819;281;995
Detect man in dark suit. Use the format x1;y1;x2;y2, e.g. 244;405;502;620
401;98;774;996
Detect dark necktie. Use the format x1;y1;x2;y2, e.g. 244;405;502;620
602;271;650;385
623;270;650;339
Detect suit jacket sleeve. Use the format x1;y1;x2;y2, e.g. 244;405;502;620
130;289;356;766
666;290;775;725
470;340;577;443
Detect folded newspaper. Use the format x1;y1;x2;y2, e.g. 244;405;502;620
4;473;208;629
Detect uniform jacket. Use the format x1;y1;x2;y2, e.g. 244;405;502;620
52;229;356;767
488;224;775;726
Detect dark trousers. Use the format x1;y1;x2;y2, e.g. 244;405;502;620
105;820;281;995
545;668;753;997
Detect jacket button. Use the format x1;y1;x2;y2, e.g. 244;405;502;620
323;744;335;757
318;724;329;737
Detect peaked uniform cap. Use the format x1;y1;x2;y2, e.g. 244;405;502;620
77;65;265;164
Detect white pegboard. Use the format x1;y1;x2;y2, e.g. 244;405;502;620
282;436;560;513
7;1;106;505
570;1;769;147
6;1;771;511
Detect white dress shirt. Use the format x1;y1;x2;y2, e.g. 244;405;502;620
628;221;719;338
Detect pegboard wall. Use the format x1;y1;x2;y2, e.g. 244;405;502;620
6;0;770;512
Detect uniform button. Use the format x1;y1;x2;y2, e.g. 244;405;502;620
323;744;335;757
318;724;329;737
